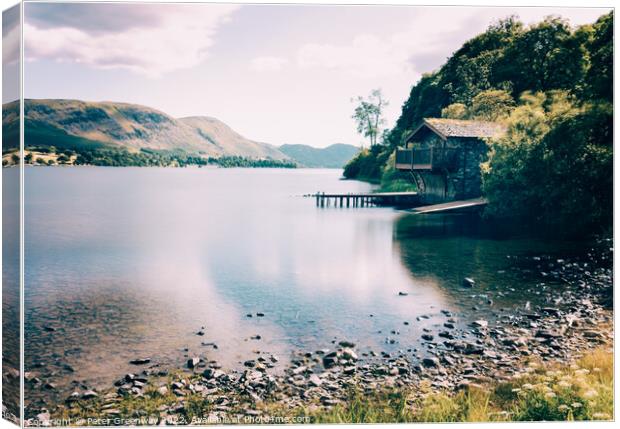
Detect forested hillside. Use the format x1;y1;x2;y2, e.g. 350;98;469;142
345;12;612;234
1;99;291;166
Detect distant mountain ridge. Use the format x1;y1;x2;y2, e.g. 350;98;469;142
2;99;287;160
279;143;360;168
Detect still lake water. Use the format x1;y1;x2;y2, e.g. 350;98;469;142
24;167;581;401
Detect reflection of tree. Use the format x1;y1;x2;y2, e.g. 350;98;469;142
392;213;580;308
393;213;486;293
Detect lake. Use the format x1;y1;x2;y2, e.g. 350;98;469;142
23;167;583;407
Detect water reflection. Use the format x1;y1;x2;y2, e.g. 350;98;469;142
25;168;458;402
394;213;586;311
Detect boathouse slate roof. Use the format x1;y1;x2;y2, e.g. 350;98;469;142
408;118;506;141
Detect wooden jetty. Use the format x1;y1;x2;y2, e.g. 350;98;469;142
409;197;487;214
311;191;419;208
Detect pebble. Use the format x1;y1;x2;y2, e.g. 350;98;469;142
129;358;151;365
422;357;440;368
308;374;322;387
81;390;98;400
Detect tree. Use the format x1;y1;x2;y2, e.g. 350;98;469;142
441;16;522;103
441;103;468;119
441;90;515;121
468;89;515;121
583;11;613;102
493;17;587;96
352;89;388;147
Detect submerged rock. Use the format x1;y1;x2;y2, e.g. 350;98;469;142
471;320;489;329
462;278;475;288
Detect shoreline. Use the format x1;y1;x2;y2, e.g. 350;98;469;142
28;238;612;425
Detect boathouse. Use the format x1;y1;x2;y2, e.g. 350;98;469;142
395;118;505;204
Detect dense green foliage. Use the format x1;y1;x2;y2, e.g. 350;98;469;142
69;147;296;168
379;152;418;192
343;145;391;182
344;11;612;235
482;92;612;234
71;147;204;167
209;156;296;168
279;143;359;168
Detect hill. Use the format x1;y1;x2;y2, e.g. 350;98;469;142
279;143;359;168
344;12;613;183
2;99;288;162
180;116;285;160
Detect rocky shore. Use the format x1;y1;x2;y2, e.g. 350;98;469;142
29;238;613;425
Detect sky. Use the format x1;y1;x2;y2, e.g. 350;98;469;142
20;2;611;148
2;3;19;103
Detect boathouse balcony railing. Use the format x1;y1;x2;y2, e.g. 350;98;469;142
395;148;460;171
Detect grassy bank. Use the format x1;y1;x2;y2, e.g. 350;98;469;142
53;347;612;424
296;347;613;423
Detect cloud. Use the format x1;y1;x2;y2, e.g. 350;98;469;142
24;3;239;77
250;56;288;72
294;7;609;79
295;9;487;79
297;34;414;79
25;3;165;35
3;5;20;66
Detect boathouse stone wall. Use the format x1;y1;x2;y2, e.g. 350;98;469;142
415;135;488;204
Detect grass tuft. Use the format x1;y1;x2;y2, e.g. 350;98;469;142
293;347;614;423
